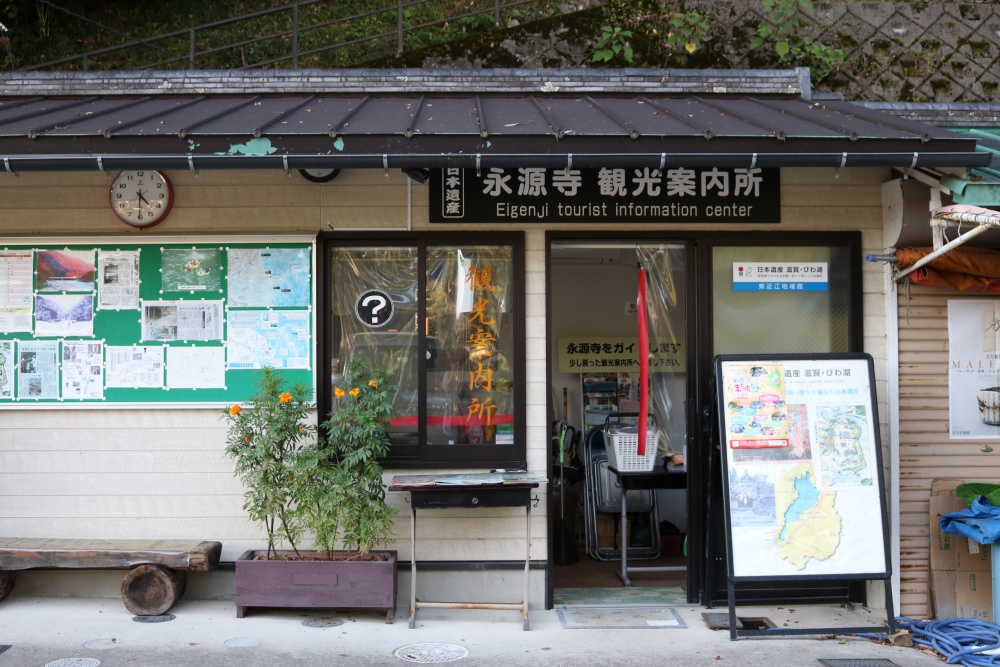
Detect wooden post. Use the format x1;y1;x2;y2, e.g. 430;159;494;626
121;565;187;616
0;571;15;600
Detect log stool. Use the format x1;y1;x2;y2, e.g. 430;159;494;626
0;539;222;615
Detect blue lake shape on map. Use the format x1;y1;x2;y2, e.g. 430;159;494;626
778;473;820;541
227;248;310;308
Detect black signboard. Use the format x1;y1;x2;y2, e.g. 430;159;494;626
430;167;780;223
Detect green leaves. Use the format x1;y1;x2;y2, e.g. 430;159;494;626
775;41;789;57
665;10;713;52
746;0;843;81
592;25;634;64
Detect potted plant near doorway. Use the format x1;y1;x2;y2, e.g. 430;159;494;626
224;363;398;621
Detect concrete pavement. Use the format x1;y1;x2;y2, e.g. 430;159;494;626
0;596;941;666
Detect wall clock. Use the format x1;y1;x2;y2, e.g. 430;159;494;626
109;170;174;228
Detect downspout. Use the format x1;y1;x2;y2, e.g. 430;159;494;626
885;261;901;608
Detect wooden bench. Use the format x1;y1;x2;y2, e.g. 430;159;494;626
0;539;222;615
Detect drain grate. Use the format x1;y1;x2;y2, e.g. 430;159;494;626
703;613;742;630
818;661;900;667
224;637;262;648
82;639;123;650
45;660;101;667
133;614;175;623
393;643;470;663
303;618;345;628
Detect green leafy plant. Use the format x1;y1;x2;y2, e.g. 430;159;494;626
666;10;712;53
310;360;399;556
222;367;316;560
748;0;843;80
593;25;633;63
222;362;399;560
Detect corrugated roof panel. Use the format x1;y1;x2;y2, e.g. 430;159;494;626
409;98;481;136
0;97;118;135
539;98;630;137
479;98;554;136
338;96;420;135
655;98;766;137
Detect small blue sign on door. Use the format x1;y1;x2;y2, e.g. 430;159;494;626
732;262;828;292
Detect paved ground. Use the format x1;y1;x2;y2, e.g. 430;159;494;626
1;596;940;666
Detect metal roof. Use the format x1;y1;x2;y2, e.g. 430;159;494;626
0;92;986;173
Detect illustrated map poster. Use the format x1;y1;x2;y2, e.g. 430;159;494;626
718;357;888;579
227;310;311;370
227;248;311;308
948;300;1000;439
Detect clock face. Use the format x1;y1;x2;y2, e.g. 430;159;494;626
109;170;173;228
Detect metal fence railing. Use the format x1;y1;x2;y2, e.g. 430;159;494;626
21;0;542;72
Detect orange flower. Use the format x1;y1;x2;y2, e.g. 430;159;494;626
349;388;360;396
299;427;305;433
279;392;292;403
368;380;378;387
230;405;241;415
334;388;346;397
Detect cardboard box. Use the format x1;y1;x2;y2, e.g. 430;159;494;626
930;481;966;571
957;542;992;572
956;569;993;623
931;570;958;621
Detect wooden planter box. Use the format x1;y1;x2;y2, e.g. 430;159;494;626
235;550;397;622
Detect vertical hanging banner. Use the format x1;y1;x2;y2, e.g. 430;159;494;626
431;167;780;223
948;299;1000;439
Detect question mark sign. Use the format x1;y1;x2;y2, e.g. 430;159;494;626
362;294;387;324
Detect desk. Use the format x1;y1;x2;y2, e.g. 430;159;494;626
389;480;540;631
607;466;686;587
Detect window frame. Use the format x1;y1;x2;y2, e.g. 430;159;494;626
319;231;526;469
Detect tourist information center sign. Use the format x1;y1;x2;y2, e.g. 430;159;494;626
715;354;889;580
430;167;780;223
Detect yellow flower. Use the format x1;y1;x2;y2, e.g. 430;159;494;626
368;380;378;387
230;405;241;415
334;388;346;397
349;388;360;396
279;392;292;403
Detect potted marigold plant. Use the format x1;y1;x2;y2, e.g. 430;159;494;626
224;363;398;621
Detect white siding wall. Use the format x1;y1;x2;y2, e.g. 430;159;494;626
0;167;889;599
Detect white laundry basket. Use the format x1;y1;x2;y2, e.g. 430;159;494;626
604;421;658;473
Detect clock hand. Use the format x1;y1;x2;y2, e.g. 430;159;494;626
137;191;151;207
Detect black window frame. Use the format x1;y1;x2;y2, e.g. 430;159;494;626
319;231;526;469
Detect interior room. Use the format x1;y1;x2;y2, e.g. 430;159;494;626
548;241;689;604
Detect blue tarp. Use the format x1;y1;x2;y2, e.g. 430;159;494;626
940;496;1000;546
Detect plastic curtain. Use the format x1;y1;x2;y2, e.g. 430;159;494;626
637;245;686;455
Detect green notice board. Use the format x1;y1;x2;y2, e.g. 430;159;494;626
0;239;315;406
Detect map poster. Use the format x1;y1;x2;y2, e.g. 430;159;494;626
0;251;34;333
948;300;1000;439
227;247;311;308
161;248;222;292
106;345;164;389
0;340;13;398
62;341;104;400
717;356;888;579
18;340;59;399
227;310;310;370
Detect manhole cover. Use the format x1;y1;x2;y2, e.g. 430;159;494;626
393;643;470;663
302;618;345;628
45;660;101;667
133;614;175;623
703;612;743;629
224;637;262;648
818;661;900;667
82;639;123;650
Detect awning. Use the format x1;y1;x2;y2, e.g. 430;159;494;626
0;87;988;172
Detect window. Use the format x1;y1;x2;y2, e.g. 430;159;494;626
323;234;525;467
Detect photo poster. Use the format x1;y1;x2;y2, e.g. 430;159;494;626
715;355;889;581
948;299;1000;439
0;240;315;405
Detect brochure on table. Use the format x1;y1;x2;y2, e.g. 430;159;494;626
715;354;890;581
0;238;315;406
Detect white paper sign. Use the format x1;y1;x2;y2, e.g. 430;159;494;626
97;250;141;311
732;262;828;292
0;251;33;333
948;300;1000;439
18;341;59;399
106;345;164;388
166;347;225;389
62;341;104;400
720;358;887;579
141;300;223;341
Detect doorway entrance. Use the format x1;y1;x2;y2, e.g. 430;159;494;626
545;232;863;609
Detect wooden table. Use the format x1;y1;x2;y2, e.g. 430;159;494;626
389;481;539;631
0;538;222;615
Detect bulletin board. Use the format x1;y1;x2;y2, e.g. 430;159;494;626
0;235;316;408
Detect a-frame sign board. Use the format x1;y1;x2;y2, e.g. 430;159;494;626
714;353;895;640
